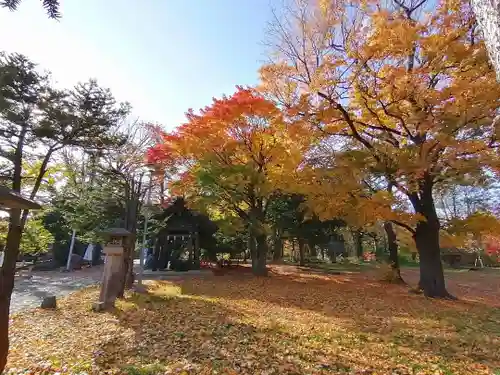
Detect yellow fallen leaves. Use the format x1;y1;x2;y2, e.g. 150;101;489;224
6;266;500;375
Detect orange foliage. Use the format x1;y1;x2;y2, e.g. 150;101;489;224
147;87;307;223
260;0;500;226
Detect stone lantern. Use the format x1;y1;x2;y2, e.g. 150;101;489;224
93;227;131;311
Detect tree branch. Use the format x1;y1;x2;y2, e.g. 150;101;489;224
391;220;416;235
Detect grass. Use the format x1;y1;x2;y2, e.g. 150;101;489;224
6;265;500;375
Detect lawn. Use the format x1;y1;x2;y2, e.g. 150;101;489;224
6;265;500;375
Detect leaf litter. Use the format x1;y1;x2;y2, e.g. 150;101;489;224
5;265;500;375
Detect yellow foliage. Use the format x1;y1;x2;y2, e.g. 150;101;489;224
260;0;499;235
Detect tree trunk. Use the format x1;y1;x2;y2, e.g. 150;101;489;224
409;176;452;298
252;235;268;276
124;239;136;289
0;209;22;372
118;191;140;298
383;221;404;283
472;0;500;80
309;240;317;258
273;233;283;261
354;230;363;258
248;232;256;263
414;221;450;297
117;243;131;298
0;292;9;373
298;238;306;266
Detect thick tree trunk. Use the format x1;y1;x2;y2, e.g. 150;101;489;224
248;232;256;263
472;0;500;80
0;209;22;372
383;221;404;283
298;238;306;266
0;293;9;373
409;176;452;298
252;235;268;276
414;221;450;297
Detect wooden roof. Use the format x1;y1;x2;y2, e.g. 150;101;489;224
0;186;41;210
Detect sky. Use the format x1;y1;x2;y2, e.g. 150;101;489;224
0;0;274;130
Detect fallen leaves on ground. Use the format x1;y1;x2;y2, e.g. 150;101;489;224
6;266;500;375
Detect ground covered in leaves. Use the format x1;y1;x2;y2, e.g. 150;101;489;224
6;265;500;375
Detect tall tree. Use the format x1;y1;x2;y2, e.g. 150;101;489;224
471;0;500;80
99;122;153;296
260;0;500;297
0;52;129;372
148;87;307;275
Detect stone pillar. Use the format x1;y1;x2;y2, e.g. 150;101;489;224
93;228;130;311
97;245;123;309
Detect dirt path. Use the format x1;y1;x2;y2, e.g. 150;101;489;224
10;266;103;313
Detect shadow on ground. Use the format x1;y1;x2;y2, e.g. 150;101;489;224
7;265;500;374
164;267;500;373
98;292;358;374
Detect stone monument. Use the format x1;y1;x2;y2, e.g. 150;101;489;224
93;227;131;311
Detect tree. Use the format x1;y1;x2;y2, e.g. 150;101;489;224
471;0;500;80
266;193;345;263
0;52;129;372
0;217;53;255
1;0;60;18
99;122;153;296
260;0;500;297
281;145;412;279
148;87;306;276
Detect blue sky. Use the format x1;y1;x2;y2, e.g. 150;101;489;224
0;0;273;129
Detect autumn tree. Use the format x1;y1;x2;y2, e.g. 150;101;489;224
99;122;153;295
261;0;500;297
0;52;128;372
148;87;306;275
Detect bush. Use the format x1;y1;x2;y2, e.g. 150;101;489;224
399;253;419;267
51;239;86;266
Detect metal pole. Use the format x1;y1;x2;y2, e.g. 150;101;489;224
66;229;76;271
138;172;153;286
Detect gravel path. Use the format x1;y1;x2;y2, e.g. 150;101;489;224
10;266;103;313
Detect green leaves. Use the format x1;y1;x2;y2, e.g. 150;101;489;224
0;217;53;255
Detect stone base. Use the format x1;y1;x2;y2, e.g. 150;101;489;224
92;301;113;312
40;296;57;309
132;283;147;293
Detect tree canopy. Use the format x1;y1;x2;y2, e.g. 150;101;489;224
257;0;500;296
